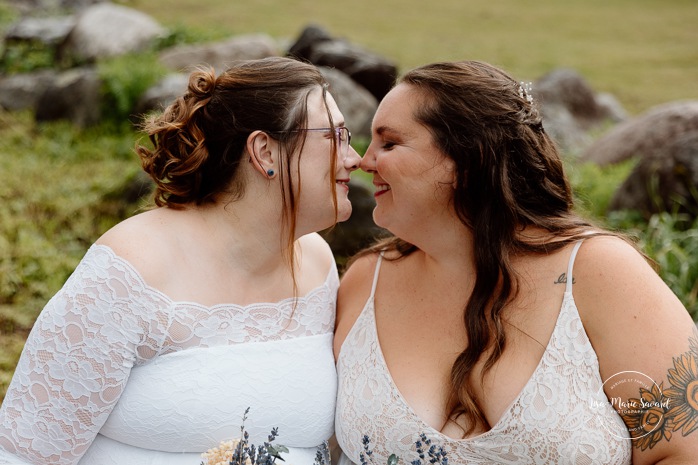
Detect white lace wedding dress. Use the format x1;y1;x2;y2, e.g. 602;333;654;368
335;242;632;464
0;244;338;465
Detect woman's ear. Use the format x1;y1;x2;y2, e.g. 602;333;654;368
247;130;277;178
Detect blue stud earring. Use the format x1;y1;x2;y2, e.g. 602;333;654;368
266;169;275;177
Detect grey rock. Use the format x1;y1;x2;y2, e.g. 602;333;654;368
6;0;107;14
0;70;57;111
609;131;698;219
287;24;332;59
539;102;593;154
133;73;189;121
57;3;165;63
35;66;101;127
534;68;627;153
595;92;628;124
580;101;698;166
287;24;398;101
159;34;280;73
4;16;77;45
319;66;377;139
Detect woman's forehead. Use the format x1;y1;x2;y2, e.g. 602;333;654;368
374;84;421;128
307;87;343;126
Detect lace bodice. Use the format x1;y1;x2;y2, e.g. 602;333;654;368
335;242;633;464
0;244;338;465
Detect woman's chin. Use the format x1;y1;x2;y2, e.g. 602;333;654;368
336;205;352;223
372;210;388;229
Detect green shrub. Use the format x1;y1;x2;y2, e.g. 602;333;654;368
566;157;636;219
98;52;169;125
0;41;57;74
0;2;56;74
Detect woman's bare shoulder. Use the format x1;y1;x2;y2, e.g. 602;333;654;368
295;233;336;289
572;237;698;462
340;253;381;295
95;208;177;284
334;252;381;356
297;232;334;268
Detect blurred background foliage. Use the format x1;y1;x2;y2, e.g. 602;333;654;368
129;0;698;115
0;0;697;400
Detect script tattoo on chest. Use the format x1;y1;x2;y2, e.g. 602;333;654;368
553;273;575;285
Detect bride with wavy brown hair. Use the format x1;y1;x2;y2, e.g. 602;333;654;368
334;60;698;465
0;56;361;464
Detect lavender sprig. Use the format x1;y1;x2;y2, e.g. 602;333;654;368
313;440;331;465
359;434;448;465
200;408;289;465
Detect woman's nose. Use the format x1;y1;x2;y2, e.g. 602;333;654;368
359;142;376;173
345;146;362;171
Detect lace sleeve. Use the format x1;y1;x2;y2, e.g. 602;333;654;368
0;246;169;465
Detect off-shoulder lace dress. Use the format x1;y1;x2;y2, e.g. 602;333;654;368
0;244;338;465
335;241;632;464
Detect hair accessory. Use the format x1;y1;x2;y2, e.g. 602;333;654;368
518;81;534;105
266;169;275;177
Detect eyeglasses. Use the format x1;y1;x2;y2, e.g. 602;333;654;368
275;127;352;158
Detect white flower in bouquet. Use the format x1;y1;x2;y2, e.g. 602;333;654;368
201;438;245;465
200;408;288;465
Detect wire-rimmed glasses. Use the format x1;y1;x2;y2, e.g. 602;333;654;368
275;127;352;158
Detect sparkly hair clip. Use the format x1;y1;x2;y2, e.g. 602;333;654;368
518;81;534;105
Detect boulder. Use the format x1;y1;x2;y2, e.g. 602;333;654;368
319;66;377;139
580;101;698;166
608;131;698;218
534;68;626;153
159;34;279;73
56;3;165;64
0;70;57;111
58;0;108;11
4;16;77;46
1;16;76;73
35;66;101;126
287;24;398;102
132;73;189;121
287;24;332;59
6;0;107;15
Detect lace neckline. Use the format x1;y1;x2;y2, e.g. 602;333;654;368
352;241;585;442
365;288;575;443
89;244;335;311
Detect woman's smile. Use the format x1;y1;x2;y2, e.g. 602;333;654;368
374;183;392;197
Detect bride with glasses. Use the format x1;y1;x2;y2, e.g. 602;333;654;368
0;57;361;465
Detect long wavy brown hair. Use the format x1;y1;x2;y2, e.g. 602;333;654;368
135;57;340;275
356;61;635;435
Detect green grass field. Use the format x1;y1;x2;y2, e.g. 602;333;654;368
128;0;698;115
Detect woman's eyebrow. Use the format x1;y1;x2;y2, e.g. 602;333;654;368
375;125;389;135
375;125;403;137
